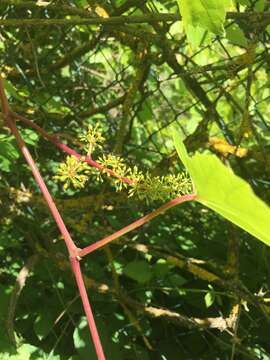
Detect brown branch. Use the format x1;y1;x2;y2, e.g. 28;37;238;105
47;246;261;359
1;0;96;17
0;12;269;27
6;254;39;345
0;14;178;27
143;306;233;331
77;94;126;119
124;241;270;320
114;43;150;154
9;95;125;123
0;76;10;115
9;35;102;80
39;244;239;332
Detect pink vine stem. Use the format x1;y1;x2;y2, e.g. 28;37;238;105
0;76;106;360
12;111;133;185
11;112;197;256
0;74;197;359
79;193;196;257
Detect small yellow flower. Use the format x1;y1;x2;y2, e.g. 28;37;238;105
54;155;90;190
79;123;105;155
53;124;192;201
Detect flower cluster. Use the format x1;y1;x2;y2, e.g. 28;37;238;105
129;172;192;203
98;154;130;191
79;123;105;155
54;155;90;190
54;124;192;202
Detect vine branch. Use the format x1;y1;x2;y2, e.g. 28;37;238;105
79;193;196;257
0;12;268;27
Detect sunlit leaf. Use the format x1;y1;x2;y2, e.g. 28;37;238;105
226;24;248;47
204;285;215;308
177;0;231;45
173;130;270;246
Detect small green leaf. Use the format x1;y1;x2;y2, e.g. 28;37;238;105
3;343;37;360
0;135;20;160
123;260;153;284
204;290;215;308
21;128;39;146
4;80;26;101
233;0;264;11
34;312;55;340
0;135;20;172
177;0;231;46
168;273;187;287
154;259;170;278
226;24;248;47
254;0;265;11
173;130;270;246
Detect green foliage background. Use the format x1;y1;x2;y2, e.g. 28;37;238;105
0;0;270;359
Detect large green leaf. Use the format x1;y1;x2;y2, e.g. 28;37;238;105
173;130;270;246
177;0;231;45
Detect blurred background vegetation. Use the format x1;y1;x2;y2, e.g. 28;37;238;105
0;0;270;359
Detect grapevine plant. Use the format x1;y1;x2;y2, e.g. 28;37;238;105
1;65;270;359
0;74;196;360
